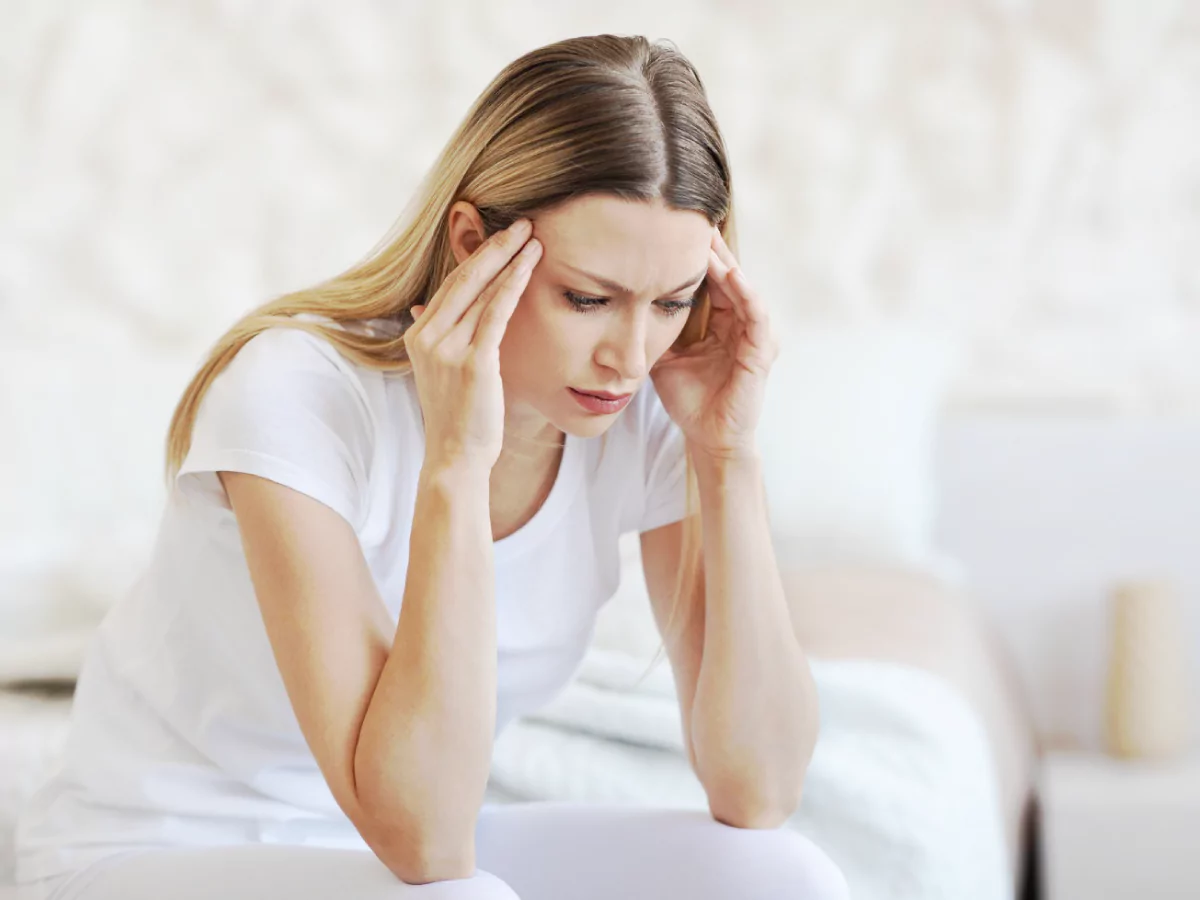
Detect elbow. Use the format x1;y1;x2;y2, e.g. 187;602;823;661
382;839;477;885
352;758;475;882
352;782;477;884
709;795;793;830
704;774;805;830
358;808;477;885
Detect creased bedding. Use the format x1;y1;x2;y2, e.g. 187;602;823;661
486;647;1013;900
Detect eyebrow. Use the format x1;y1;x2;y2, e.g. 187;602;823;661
562;263;708;297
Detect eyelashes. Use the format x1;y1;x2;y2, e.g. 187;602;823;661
563;290;697;318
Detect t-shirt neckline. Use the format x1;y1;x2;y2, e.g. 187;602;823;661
406;386;585;562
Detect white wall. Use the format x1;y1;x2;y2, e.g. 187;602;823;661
3;0;1198;609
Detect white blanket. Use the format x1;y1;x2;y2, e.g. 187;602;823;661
488;648;1011;900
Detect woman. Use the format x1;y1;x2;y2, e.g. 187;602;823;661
15;34;847;900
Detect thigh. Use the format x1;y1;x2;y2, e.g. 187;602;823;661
39;845;520;900
474;802;848;900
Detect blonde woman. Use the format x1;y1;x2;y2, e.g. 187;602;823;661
15;34;846;900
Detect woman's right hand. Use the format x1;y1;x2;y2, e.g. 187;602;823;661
403;217;542;472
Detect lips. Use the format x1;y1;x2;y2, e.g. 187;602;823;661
568;387;634;415
574;389;632;401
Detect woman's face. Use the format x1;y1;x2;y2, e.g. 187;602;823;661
497;194;714;439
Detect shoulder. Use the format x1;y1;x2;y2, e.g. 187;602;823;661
231;316;364;380
180;316;392;529
214;315;392;416
194;313;399;454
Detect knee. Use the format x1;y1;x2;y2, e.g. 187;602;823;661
459;869;524;900
771;830;849;900
707;825;850;900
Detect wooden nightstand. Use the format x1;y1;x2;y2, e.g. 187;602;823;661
1039;751;1200;900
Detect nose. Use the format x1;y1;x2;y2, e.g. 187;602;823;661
595;305;650;383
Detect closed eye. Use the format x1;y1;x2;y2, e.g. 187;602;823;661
563;290;696;318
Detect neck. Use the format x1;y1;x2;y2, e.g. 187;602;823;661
499;399;564;466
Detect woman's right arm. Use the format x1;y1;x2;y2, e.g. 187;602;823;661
221;217;542;885
221;459;493;885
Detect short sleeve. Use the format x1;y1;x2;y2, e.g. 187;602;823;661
638;386;688;533
176;327;375;530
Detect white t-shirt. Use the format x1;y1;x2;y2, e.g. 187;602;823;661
15;317;688;884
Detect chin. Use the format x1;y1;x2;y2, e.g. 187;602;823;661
561;413;619;439
543;393;630;439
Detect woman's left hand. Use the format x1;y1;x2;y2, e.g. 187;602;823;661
650;226;779;459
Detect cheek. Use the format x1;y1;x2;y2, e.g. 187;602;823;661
506;288;560;346
499;289;570;372
652;315;690;357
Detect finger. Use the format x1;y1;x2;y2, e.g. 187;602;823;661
705;248;740;316
420;218;535;337
403;304;427;345
473;239;542;352
709;230;755;321
707;246;771;351
711;227;739;271
726;266;772;350
455;238;541;346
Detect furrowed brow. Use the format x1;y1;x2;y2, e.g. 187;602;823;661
563;263;707;297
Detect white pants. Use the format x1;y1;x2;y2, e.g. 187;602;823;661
22;803;849;900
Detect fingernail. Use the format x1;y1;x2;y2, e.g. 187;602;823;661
511;218;532;233
520;239;542;264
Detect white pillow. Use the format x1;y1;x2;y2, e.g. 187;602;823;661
757;323;963;577
0;534;148;685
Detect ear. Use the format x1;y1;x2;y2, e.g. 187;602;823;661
447;201;489;265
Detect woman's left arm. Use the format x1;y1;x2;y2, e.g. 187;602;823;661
641;225;819;829
641;447;819;830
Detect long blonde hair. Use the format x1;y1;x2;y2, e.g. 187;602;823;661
164;33;737;679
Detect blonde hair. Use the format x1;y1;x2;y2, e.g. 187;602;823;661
164;33;738;683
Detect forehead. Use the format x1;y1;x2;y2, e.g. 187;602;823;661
531;195;713;293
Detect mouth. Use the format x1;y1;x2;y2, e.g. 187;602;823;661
568;387;634;415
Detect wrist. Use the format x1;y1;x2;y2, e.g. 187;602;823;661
419;458;492;494
688;441;761;470
688;443;762;499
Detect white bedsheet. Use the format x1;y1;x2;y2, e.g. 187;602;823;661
487;647;1012;900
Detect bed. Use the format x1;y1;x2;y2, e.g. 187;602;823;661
0;568;1034;900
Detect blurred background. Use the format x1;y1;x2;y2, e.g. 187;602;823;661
2;2;1199;899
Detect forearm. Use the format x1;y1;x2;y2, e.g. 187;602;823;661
354;461;495;880
689;446;820;827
